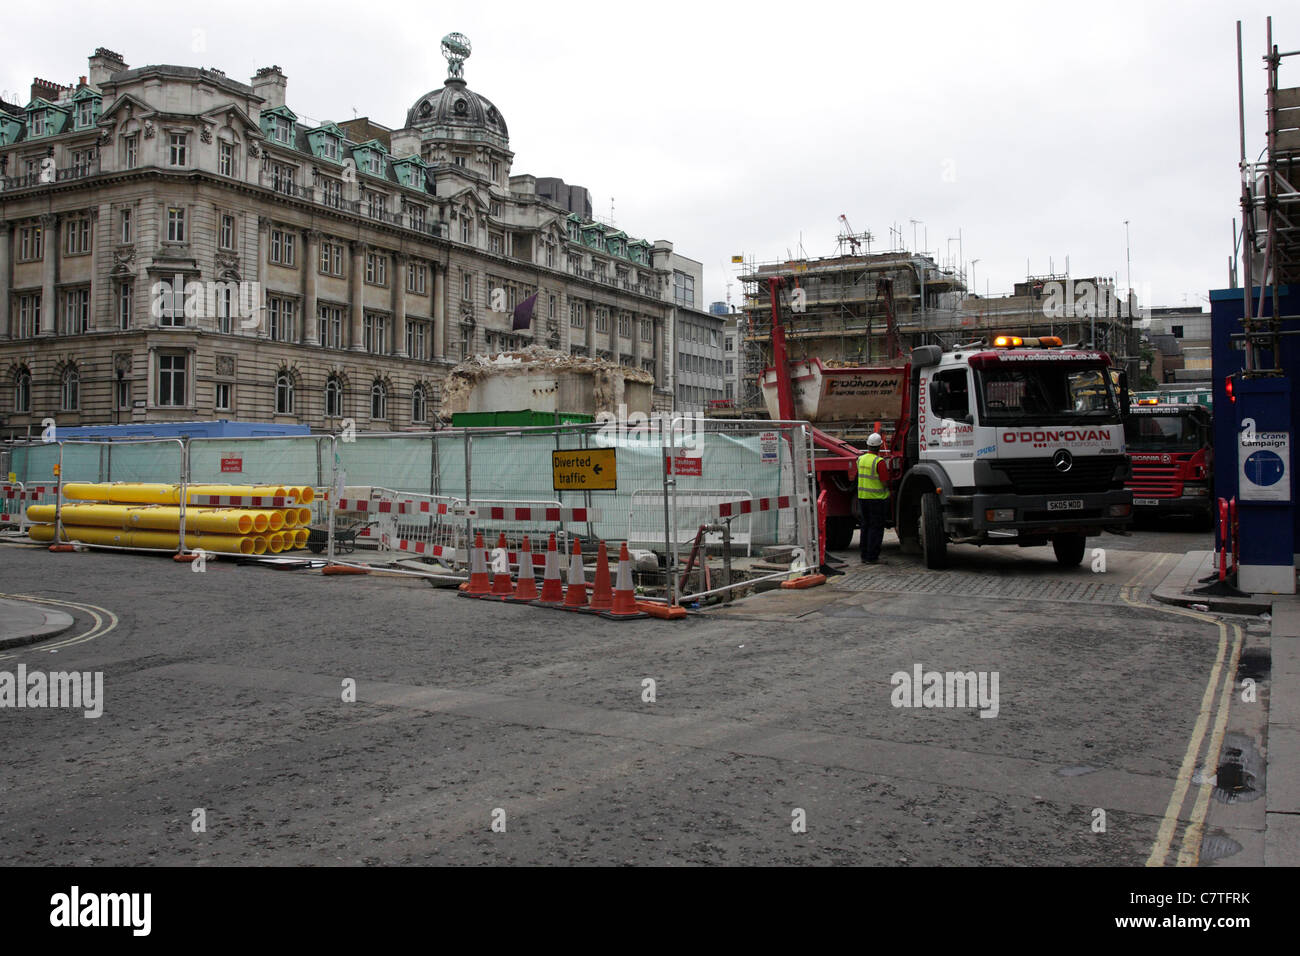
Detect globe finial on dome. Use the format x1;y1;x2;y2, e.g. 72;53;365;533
441;33;471;80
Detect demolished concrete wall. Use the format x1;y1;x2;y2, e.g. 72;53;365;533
442;347;654;417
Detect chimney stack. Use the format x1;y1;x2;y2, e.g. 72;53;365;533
251;65;287;110
88;47;128;89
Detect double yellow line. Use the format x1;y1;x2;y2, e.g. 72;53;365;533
0;592;119;661
1118;555;1245;867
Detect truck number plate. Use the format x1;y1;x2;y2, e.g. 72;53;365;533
1133;498;1159;507
1047;499;1084;511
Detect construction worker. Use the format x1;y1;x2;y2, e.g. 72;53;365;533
856;433;889;564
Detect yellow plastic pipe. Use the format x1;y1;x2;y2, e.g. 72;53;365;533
186;484;290;502
29;522;254;554
29;503;258;535
246;511;271;533
61;482;180;504
267;532;285;553
280;508;299;529
251;536;268;555
126;507;255;535
293;528;309;550
297;507;313;526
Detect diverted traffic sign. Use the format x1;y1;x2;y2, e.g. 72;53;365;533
552;449;616;491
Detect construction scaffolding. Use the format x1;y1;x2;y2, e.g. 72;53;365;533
737;250;1140;424
1237;16;1300;378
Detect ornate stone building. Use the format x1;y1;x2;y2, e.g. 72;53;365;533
0;38;679;439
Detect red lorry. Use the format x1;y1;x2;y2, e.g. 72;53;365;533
1123;401;1214;527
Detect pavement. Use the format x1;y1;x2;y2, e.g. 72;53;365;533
0;596;76;649
1151;550;1299;866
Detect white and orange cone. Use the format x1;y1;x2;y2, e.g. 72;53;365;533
459;533;492;597
562;539;589;610
603;542;647;619
586;540;614;613
533;533;566;607
505;535;539;603
489;531;514;598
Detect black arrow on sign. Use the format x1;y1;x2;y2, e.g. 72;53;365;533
593;463;603;475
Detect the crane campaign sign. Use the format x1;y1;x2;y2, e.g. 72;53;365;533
1238;419;1291;502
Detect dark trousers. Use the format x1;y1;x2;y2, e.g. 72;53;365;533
859;497;889;561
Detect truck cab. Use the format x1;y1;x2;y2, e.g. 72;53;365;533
1123;401;1214;526
893;337;1134;568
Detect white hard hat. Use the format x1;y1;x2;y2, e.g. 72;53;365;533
867;433;883;447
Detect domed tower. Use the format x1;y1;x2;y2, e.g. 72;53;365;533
403;33;512;186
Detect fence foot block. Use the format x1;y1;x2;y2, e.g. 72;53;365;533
636;602;687;620
781;574;827;590
322;564;370;575
48;544;76;553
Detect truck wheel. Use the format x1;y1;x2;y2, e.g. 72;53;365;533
825;516;856;551
1052;534;1086;567
921;493;948;570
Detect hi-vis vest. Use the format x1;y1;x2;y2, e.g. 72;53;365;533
857;452;888;499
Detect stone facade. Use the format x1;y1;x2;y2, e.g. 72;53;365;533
0;45;678;439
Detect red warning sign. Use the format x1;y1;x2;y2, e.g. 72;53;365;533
666;455;702;477
220;457;243;473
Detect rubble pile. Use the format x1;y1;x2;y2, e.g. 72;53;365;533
442;346;654;414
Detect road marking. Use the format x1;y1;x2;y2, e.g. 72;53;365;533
1118;587;1243;868
0;592;119;660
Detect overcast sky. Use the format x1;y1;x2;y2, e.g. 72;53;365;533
3;0;1292;312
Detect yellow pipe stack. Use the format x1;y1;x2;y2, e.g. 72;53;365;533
26;482;317;556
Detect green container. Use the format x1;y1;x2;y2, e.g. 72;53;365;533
452;410;595;428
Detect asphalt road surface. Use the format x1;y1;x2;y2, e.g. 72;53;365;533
1;516;1264;866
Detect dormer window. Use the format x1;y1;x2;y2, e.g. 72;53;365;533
76;100;93;128
321;136;339;161
270;114;293;144
28;111;46;137
366;152;383;175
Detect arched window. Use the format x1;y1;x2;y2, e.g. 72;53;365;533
276;372;294;414
411;385;426;424
60;366;79;411
14;367;31;413
324;377;342;418
370;380;387;420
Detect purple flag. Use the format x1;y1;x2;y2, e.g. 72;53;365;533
512;292;539;330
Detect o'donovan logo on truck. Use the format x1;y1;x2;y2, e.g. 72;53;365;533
1001;428;1116;449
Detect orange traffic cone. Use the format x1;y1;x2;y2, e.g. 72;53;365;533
603;542;647;619
489;532;514;598
505;535;539;603
459;533;492;597
562;539;589;610
586;540;614;613
534;534;565;608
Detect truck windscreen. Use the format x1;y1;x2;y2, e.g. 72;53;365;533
976;365;1119;426
1124;413;1201;452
